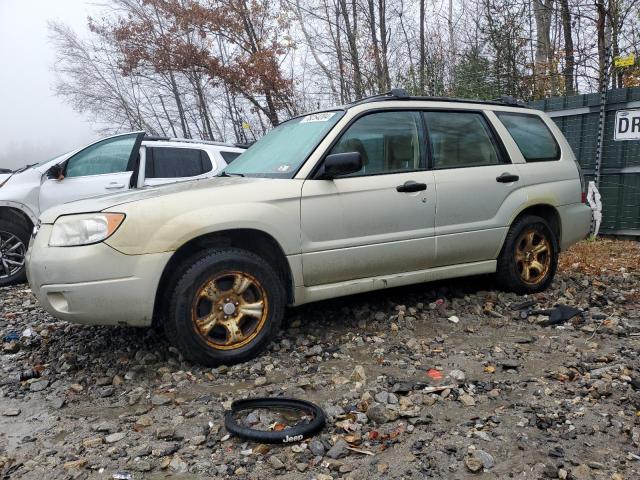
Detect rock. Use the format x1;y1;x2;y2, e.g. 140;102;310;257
105;432;126;443
465;456;483;473
474;450;495;469
254;376;268;386
82;437;103;448
169;455;188;473
63;458;87;470
374;391;389;403
309;439;326;456
500;359;520;370
448;315;460;324
268;455;285;470
449;369;466;382
2;408;20;416
3;341;19;353
29;379;49;392
366;402;396;424
99;386;115;397
459;393;476;407
151;394;172;406
571;464;592;480
130;460;153;472
326;439;349;459
350;365;366;382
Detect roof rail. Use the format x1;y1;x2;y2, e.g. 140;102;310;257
143;135;244;148
348;88;529;109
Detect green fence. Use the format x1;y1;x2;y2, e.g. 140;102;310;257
529;88;640;236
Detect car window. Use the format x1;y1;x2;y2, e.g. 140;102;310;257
223;110;344;178
65;134;138;178
146;147;212;179
220;151;242;164
424;111;502;169
328;111;423;176
496;112;560;162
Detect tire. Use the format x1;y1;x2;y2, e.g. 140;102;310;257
0;219;30;287
164;248;285;366
496;215;558;294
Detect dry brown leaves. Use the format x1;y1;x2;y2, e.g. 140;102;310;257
558;238;640;276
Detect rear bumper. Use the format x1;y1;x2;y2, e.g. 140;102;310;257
558;203;592;250
26;225;172;326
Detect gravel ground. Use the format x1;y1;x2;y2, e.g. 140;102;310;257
1;239;639;479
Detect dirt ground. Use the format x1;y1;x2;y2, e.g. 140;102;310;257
1;239;639;479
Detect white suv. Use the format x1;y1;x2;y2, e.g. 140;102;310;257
0;133;245;285
27;91;592;366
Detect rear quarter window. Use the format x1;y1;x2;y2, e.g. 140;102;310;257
220;151;242;163
496;112;560;162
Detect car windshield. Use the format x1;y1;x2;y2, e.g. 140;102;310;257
223;110;344;178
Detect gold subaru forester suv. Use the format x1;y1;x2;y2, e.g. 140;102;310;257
27;91;591;366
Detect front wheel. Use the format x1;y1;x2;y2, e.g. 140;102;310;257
0;220;29;287
496;215;558;294
164;248;285;366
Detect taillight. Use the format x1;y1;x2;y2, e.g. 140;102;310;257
581;191;587;204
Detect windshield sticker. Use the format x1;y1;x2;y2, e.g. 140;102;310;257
300;112;337;123
276;164;292;173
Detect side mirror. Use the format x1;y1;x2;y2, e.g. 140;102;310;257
317;152;362;179
46;164;65;181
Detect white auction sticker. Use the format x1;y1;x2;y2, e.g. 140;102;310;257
614;109;640;140
300;112;337;123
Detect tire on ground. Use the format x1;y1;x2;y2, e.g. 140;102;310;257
496;214;559;295
164;248;285;366
0;219;30;287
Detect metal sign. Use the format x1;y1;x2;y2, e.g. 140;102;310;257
614;109;640;140
614;54;635;68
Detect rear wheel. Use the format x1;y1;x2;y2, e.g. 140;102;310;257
164;248;285;366
497;215;558;294
0;219;29;287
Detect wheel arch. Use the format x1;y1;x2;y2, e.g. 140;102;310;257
152;228;294;325
0;205;35;234
504;203;561;251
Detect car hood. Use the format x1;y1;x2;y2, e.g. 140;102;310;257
39;176;268;223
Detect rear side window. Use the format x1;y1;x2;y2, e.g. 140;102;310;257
220;151;242;163
146;147;212;179
496;112;560;162
423;111;502;169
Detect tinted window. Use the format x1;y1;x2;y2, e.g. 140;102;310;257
220;151;242;163
496;112;560;162
66;134;137;178
146;148;212;178
329;111;423;176
424;111;502;169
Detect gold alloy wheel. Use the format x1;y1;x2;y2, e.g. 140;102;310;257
191;271;269;350
515;228;552;285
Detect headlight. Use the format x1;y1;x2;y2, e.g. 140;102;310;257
49;213;125;247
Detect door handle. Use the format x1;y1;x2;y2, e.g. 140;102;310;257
496;172;519;183
105;182;125;190
396;181;427;193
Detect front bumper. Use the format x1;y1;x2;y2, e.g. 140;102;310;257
26;225;172;327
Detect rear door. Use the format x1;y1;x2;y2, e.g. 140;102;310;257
142;146;218;187
425;110;522;266
38;133;144;213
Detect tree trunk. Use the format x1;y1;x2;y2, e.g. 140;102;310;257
533;0;553;96
419;0;425;94
367;0;384;91
339;0;364;99
559;0;575;95
378;0;390;90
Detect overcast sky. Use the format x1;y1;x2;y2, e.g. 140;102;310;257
0;0;100;169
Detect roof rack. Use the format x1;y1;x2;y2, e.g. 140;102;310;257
349;88;529;108
143;135;246;148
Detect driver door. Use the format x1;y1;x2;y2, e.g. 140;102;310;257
300;110;436;286
38;133;144;214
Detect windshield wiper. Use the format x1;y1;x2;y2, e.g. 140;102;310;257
13;163;37;174
217;171;245;177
